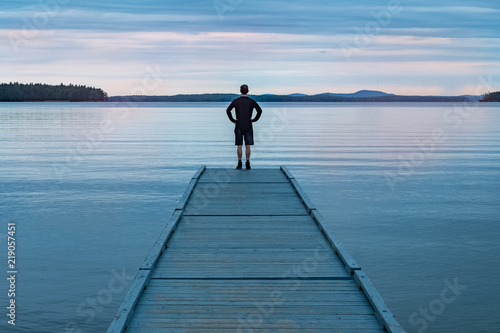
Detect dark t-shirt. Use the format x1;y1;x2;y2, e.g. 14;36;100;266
226;96;262;132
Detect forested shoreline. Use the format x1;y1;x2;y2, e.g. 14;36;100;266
480;92;500;102
0;83;108;102
1;82;488;103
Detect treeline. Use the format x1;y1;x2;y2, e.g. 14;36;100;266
0;82;108;102
109;94;239;103
480;91;500;102
109;93;469;103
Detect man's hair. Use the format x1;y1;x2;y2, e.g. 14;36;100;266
240;84;249;95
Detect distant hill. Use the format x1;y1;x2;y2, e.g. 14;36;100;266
321;90;394;98
109;91;469;103
460;95;483;102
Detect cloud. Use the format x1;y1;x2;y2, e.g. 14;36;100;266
411;5;500;14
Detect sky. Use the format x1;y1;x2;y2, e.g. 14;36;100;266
1;0;499;96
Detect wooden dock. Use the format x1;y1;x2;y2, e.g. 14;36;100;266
108;166;405;332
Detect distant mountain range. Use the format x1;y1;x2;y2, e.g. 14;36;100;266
281;90;394;98
109;90;485;103
314;90;396;98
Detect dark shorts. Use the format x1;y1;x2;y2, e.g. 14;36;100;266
234;127;254;146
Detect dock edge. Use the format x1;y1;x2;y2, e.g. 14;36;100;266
106;166;206;333
280;166;405;333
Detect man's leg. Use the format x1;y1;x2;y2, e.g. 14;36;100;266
237;145;243;161
235;128;243;165
245;145;251;161
236;145;243;169
243;129;254;170
245;145;251;169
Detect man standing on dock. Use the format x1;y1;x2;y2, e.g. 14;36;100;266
226;84;262;170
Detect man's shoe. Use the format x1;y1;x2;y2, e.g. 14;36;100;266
246;161;251;170
236;161;242;170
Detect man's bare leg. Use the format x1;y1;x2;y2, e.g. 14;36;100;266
236;145;243;169
237;145;243;161
245;145;251;161
245;145;252;169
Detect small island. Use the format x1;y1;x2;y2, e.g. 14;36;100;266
0;82;108;102
480;91;500;102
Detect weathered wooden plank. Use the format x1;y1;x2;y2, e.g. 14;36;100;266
151;269;346;279
127;327;380;333
191;165;206;180
178;215;321;229
167;230;330;242
184;196;305;207
126;315;384;330
140;210;182;270
164;253;335;260
138;294;368;302
155;260;341;268
165;248;333;254
183;204;308;216
280;165;295;180
184;197;306;207
199;168;289;183
175;226;321;234
155;250;336;260
139;291;369;302
142;279;361;288
191;182;299;195
125;328;385;333
175;167;205;212
139;279;362;290
133;304;375;315
186;195;303;204
162;241;331;249
107;270;151;333
175;178;198;211
355;270;406;333
140;297;365;305
290;178;316;213
311;209;362;274
126;329;384;333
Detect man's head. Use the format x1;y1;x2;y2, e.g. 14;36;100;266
240;84;249;95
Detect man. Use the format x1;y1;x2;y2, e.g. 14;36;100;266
226;84;262;170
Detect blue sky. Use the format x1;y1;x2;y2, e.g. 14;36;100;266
1;0;499;95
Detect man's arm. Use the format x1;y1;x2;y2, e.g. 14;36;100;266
251;101;262;122
226;102;236;123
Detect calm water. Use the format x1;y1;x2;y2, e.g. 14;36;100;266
1;102;499;332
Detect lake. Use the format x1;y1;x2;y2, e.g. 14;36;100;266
1;102;499;332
